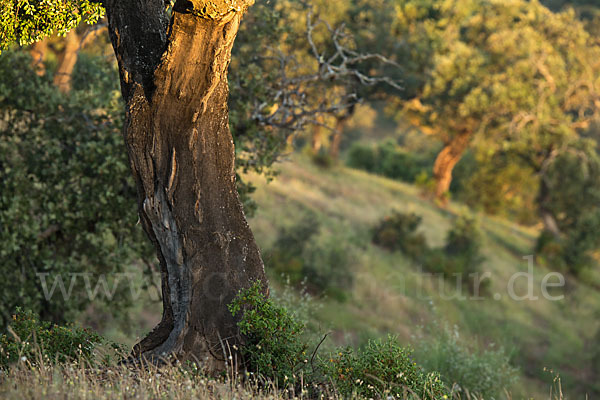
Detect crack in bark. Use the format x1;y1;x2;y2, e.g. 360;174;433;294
143;188;191;358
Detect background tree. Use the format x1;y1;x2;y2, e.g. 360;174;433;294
392;0;600;205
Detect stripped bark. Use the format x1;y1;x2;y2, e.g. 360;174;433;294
432;131;472;205
29;39;48;75
103;0;267;370
53;29;80;92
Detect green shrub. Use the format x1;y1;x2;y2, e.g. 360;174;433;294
0;308;119;368
414;324;519;399
230;286;451;398
536;209;600;276
320;336;449;399
268;214;353;299
374;212;487;292
372;211;429;260
229;283;309;387
303;239;353;301
443;215;485;275
346;142;433;183
347;143;377;172
424;215;487;291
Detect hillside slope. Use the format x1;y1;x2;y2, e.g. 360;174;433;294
245;155;600;398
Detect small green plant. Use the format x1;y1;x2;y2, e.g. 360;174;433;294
320;336;449;399
414;323;519;399
372;211;429;260
228;283;309;387
0;308;119;368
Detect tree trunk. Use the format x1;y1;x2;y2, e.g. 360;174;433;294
53;29;80;93
104;0;267;370
311;122;324;153
432;131;472;205
29;39;48;76
329;117;346;159
537;176;562;239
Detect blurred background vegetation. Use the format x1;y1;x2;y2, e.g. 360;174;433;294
1;0;600;397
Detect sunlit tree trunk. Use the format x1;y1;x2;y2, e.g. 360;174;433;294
537;176;562;239
29;39;48;76
329;116;347;159
432;131;472;205
311;122;324;153
53;30;80;93
104;0;267;370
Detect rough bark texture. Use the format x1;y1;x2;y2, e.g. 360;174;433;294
432;131;472;205
104;0;267;370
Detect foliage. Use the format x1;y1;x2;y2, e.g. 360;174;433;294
373;211;486;291
414;323;519;399
303;238;353;301
228;283;309;387
229;1;290;207
0;308;117;369
0;0;104;50
268;213;321;283
535;142;600;275
230;286;450;398
424;215;486;291
320;336;449;399
268;213;353;299
452;152;540;225
0;50;153;328
537;210;600;275
346;142;377;172
372;211;429;260
443;215;485;276
392;0;600;201
347;141;433;183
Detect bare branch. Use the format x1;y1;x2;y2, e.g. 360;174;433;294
249;9;402;137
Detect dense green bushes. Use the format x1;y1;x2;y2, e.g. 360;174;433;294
322;337;449;399
229;284;308;386
230;284;451;397
347;141;434;183
0;308;121;369
371;211;428;260
267;214;353;300
0;50;151;328
373;212;487;291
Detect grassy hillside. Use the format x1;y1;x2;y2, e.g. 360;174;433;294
244;154;600;398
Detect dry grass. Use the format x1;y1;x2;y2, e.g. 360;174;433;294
0;360;570;400
0;360;285;400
